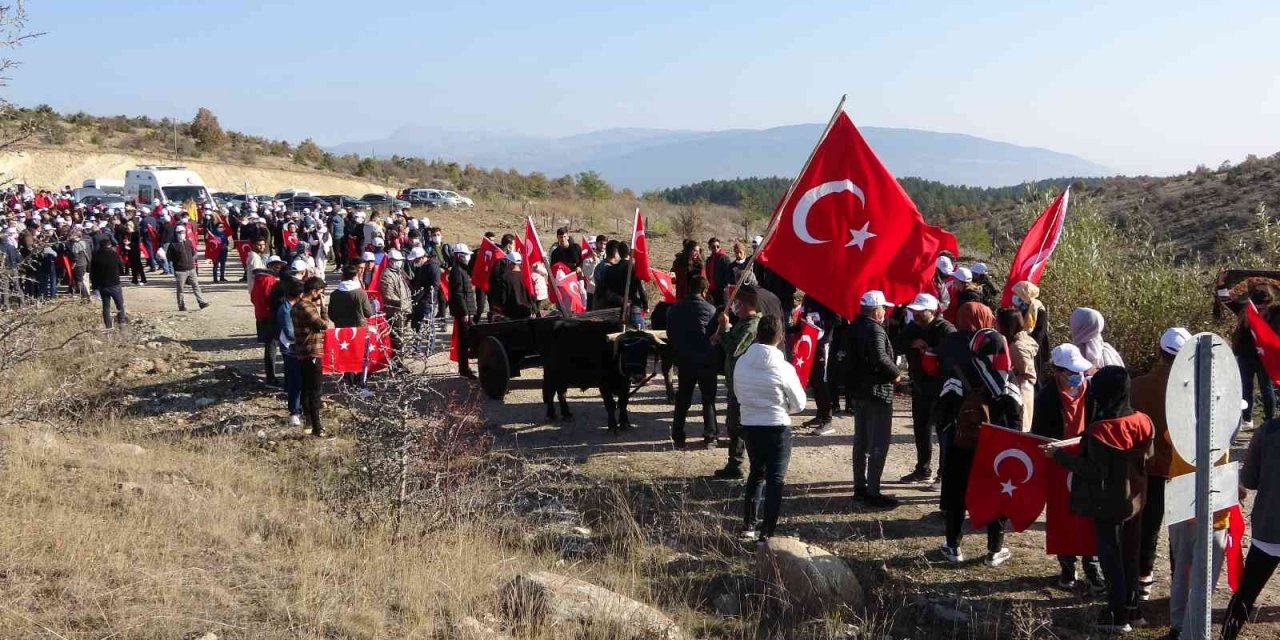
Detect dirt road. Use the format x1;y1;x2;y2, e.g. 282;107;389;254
118;256;1278;639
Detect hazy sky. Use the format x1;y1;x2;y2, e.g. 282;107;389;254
8;0;1279;175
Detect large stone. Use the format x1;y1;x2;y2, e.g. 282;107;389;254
501;571;685;640
754;537;864;614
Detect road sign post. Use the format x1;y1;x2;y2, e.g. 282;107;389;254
1165;333;1242;640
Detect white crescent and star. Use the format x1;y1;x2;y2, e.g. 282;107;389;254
993;448;1035;495
794;334;815;369
792;180;875;251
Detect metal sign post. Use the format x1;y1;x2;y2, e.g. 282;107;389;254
1165;332;1243;640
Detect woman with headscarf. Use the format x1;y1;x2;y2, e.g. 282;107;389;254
1011;281;1051;378
1048;366;1153;633
998;308;1038;430
1070;307;1125;370
934;304;1023;567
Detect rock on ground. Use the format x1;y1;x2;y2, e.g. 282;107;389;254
501;571;686;640
754;537;864;615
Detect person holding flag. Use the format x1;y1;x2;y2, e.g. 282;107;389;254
798;294;840;436
1223;413;1280;640
893;293;954;482
1048;366;1154;633
548;227;582;273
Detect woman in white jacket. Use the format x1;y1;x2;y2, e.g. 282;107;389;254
734;315;807;541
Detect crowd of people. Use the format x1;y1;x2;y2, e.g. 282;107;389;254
5;182;1280;638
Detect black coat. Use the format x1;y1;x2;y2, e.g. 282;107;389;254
89;246;124;289
845;314;899;402
166;239;197;272
449;261;476;318
895;316;956;397
666;297;718;375
494;270;534;319
597;259;647;311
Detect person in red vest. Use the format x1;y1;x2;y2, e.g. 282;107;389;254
250;256;285;386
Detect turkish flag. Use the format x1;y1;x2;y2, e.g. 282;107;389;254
1226;504;1246;592
966;424;1049;532
631;208;652;282
323;326;368;373
651;269;677;304
756;112;957;317
521;218;547;298
204;233;223;261
790;320;821;386
1247;301;1280;386
439;267;451;304
470;237;505;293
366;255;388;310
1044;440;1097;556
1000;189;1069;306
366;314;393;373
235;240;253;267
553;262;586;314
580;236;591;261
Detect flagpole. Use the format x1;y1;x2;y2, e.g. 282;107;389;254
725;94;847;309
620;207;639;327
526;216;564;317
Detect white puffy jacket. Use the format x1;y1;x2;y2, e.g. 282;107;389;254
733;343;807;427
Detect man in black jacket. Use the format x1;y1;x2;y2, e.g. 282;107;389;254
597;243;647;327
896;293;956;483
89;237;127;329
166;226;209;311
449;244;478;379
408;246;441;353
704;237;733;307
548;227;582;272
847;290;901;508
667;276;719;448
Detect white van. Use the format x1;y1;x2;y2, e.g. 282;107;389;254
83;178;125;195
274;188;315;200
124;166;213;208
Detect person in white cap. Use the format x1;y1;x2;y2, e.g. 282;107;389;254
1031;343;1104;592
894;292;956;482
492;250;535;320
165;225;209;311
971;262;1000;308
359;251;376;288
406;246;440;353
448;243;478;379
380;248;413;355
846;290;901;508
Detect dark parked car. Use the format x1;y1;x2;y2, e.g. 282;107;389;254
281;195;328;212
319;195;371;211
361;193;411;210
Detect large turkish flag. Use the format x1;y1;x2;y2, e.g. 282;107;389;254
966;424;1049;532
470;237;506;293
323;326;368;374
1044;441;1096;556
757;113;957;318
1000;189;1069;306
631;208;652;281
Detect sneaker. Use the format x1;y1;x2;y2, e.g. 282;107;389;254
1137;577;1154;601
1126;605;1146;628
1085;572;1108;596
853;486;868;500
311;429;329;438
356;388;374;398
198;301;210;310
900;469;931;483
863;493;899;509
738;528;759;542
985;548;1012;568
940;544;964;563
802;416;824;427
713;466;743;480
1057;566;1078;590
810;422;835;436
288;415;302;427
1095;610;1132;634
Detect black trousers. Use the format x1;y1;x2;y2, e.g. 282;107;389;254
910;390;937;474
263;339;278;383
99;285;125;328
672;368;718;444
1231;545;1280;611
743;425;792;538
811;341;832;421
1138;476;1167;577
299;357;323;433
945;508;1004;554
1095;517;1142;618
454;316;474;375
724;390;745;469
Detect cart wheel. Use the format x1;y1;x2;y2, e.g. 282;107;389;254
477;336;510;400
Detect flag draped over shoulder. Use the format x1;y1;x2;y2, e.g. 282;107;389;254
1000;189;1069;306
756;112;957;318
789;320;820;385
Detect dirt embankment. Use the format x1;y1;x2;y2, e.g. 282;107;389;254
0;146;395;195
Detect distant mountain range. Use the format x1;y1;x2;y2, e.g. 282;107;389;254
330;123;1114;191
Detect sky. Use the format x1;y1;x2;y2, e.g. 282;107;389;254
7;0;1280;175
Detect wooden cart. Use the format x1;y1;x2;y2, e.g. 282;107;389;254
468;308;626;400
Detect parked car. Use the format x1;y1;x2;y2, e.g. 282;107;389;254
438;189;474;208
361;193;411;210
319;194;371;210
81;194;127;213
282;195;328;212
226;194;270;211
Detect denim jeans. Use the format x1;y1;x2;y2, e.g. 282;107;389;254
282;354;301;416
742;425;793;539
1239;355;1275;422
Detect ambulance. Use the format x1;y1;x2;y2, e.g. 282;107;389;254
124;166;213;209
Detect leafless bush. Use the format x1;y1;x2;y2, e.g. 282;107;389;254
325;369;492;535
674;201;704;242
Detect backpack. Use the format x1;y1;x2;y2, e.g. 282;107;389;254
954;391;990;449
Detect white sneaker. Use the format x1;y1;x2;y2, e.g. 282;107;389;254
739;529;759;542
985;547;1012;567
940;544;964;563
811;422;835;436
288;414;302;427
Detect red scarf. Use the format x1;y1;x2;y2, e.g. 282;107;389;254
1058;378;1089;438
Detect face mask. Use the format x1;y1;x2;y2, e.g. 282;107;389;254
1066;373;1085;388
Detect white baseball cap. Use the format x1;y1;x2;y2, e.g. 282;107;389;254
751;235;763;247
1050;344;1092;373
860;290;894;308
361;251;375;262
407;246;427;261
454;243;472;255
265;255;284;265
936;255;954;275
972;262;988;276
507;250;523;265
905;293;940;312
290;259;308;272
388;248;404;261
953;267;973;283
373;237;385;248
1160;327;1192;355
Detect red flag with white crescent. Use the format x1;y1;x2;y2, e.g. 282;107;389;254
580;236;591;261
966;424;1049;532
631;208;652;281
1000;189;1069;306
521;217;547;298
1044;440;1097;556
1226;504;1246;592
323;326;368;373
553;262;586;314
470;237;505;293
789;320;821;385
756;112;957;317
650;269;677;303
1247;301;1280;386
365;314;393;373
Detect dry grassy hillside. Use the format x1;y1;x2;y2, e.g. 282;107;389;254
0;145;396;196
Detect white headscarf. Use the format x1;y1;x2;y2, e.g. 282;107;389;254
1069;307;1125;368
